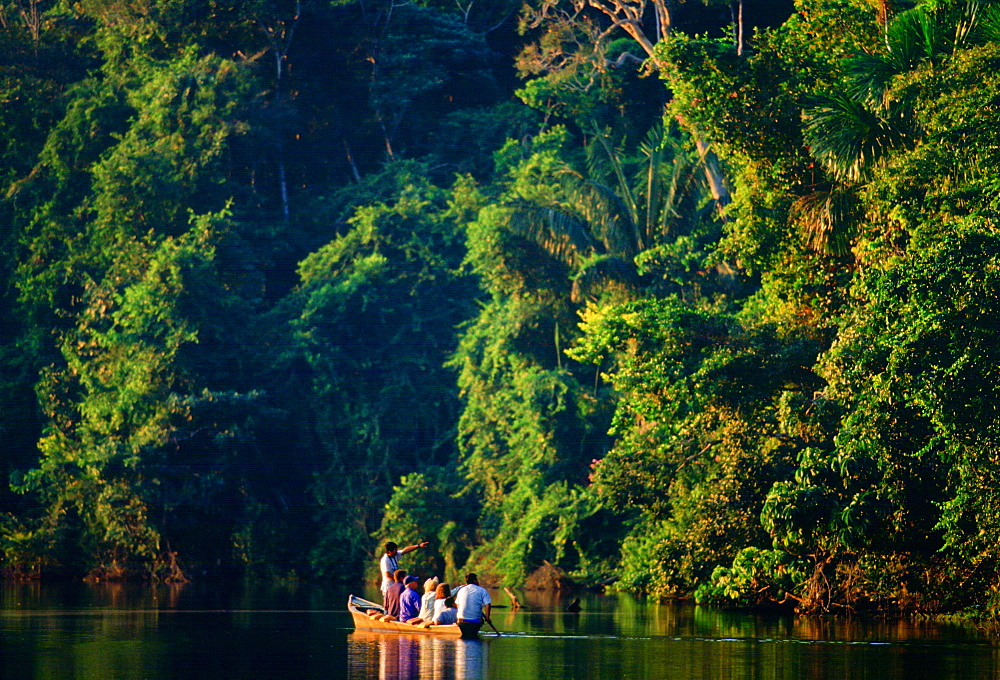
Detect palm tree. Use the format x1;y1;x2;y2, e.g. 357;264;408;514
789;183;863;256
802;91;913;184
503;123;709;302
523;0;733;215
796;0;1000;252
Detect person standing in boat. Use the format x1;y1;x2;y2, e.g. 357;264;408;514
380;540;428;602
455;573;492;629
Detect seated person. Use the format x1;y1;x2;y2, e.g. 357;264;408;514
419;577;439;621
434;597;457;625
381;569;407;621
400;575;424;623
430;584;457;625
455;572;491;625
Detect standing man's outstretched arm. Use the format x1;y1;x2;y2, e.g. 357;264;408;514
398;541;429;555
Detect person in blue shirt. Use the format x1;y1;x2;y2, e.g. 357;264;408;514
399;575;423;623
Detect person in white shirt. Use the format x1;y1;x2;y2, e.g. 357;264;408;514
454;572;491;624
434;596;457;625
419;577;439;621
431;583;453;623
379;540;428;602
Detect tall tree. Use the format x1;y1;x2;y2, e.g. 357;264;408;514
288;166;481;578
3;45;272;578
522;0;735;214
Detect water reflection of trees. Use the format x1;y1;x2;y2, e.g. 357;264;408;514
1;580;188;611
347;632;489;680
493;589;998;646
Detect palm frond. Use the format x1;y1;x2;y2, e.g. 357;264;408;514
952;0;984;49
850;0;989;106
846;52;901;108
978;1;1000;42
632;124;708;244
789;184;862;255
637;124;666;246
845;9;925;108
659;137;704;235
586;130;639;227
552;164;643;261
802;92;908;181
636;122;666;159
570;255;641;303
888;0;985;62
505;200;597;265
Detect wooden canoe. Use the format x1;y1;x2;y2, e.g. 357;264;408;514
348;594;482;637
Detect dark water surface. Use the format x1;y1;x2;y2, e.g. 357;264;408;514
1;581;997;679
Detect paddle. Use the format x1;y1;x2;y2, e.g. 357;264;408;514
484;614;501;636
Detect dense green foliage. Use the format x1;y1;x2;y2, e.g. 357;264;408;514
4;0;1000;618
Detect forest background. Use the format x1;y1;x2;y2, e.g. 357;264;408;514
3;0;1000;616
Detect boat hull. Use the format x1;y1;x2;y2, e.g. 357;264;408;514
348;595;480;637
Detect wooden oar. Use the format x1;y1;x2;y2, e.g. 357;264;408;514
484;614;501;636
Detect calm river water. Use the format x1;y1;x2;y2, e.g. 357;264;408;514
0;581;997;679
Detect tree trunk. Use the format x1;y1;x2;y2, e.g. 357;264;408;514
586;0;731;219
692;128;731;216
344;140;362;182
259;0;301;221
733;0;744;56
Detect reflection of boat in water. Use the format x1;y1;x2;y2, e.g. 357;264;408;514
348;594;482;638
348;630;490;680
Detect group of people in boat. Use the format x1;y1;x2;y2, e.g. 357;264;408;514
373;541;492;629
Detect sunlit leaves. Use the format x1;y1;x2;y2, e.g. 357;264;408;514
571;295;822;595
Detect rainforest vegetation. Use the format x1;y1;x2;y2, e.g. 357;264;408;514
3;0;1000;616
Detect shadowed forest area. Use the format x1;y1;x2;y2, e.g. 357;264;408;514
3;0;1000;617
